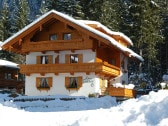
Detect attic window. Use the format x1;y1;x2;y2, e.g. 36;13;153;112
63;33;71;40
50;34;57;41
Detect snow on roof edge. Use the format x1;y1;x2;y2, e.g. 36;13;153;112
2;10;143;61
0;41;2;50
0;59;18;68
78;20;133;46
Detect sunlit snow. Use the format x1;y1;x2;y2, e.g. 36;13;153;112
1;90;168;126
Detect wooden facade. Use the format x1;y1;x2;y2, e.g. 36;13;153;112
1;10;143;97
0;62;24;91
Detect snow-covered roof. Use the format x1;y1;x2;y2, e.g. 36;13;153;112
0;59;18;68
2;10;143;62
78;20;133;46
0;41;2;50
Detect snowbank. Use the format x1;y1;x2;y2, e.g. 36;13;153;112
1;90;168;126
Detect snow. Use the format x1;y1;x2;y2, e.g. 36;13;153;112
1;90;168;126
113;83;135;89
78;20;133;46
0;59;18;68
0;41;2;50
2;10;144;62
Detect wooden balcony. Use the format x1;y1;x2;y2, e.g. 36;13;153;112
22;39;94;53
19;62;120;77
0;79;24;89
107;87;136;98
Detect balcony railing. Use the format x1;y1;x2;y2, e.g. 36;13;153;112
0;79;24;88
19;62;120;77
107;87;136;98
22;39;94;52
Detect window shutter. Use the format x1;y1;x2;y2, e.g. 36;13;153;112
65;54;70;63
55;55;59;64
78;76;83;88
48;77;53;87
36;56;41;64
48;55;53;64
36;77;41;88
78;54;83;63
65;77;70;88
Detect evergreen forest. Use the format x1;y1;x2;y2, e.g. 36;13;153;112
0;0;168;87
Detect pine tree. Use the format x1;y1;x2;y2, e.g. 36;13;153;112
157;0;168;76
0;1;14;61
126;0;163;85
100;0;121;31
12;0;30;32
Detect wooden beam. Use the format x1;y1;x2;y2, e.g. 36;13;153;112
40;73;45;76
19;39;22;45
40;25;43;31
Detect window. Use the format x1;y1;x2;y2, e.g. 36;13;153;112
70;54;78;63
41;56;48;64
65;76;82;89
36;55;53;64
36;77;52;89
40;78;49;88
69;77;78;88
111;59;116;65
49;34;57;41
63;33;71;40
5;73;12;80
65;54;83;63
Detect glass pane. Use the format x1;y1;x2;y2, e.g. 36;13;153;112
63;33;71;40
41;56;49;64
50;34;57;41
70;77;78;88
70;54;78;63
40;78;49;88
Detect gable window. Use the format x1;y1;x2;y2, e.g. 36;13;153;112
36;55;53;64
36;77;52;89
63;33;71;40
70;54;78;63
65;76;82;90
49;34;57;41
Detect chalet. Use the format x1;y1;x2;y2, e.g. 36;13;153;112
1;10;143;97
0;59;24;92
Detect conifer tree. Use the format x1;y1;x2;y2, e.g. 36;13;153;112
126;0;163;84
0;2;14;61
100;0;121;31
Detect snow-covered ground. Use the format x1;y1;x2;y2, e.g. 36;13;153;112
1;90;168;126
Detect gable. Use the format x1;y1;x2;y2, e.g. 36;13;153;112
1;10;143;62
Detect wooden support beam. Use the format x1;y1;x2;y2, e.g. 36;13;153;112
70;72;74;75
40;25;43;31
40;73;45;76
19;39;22;45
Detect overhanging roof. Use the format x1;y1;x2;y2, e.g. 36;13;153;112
1;10;144;62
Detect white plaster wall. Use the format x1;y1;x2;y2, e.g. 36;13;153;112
59;49;95;63
25;73;100;97
25;49;98;96
26;49;95;64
